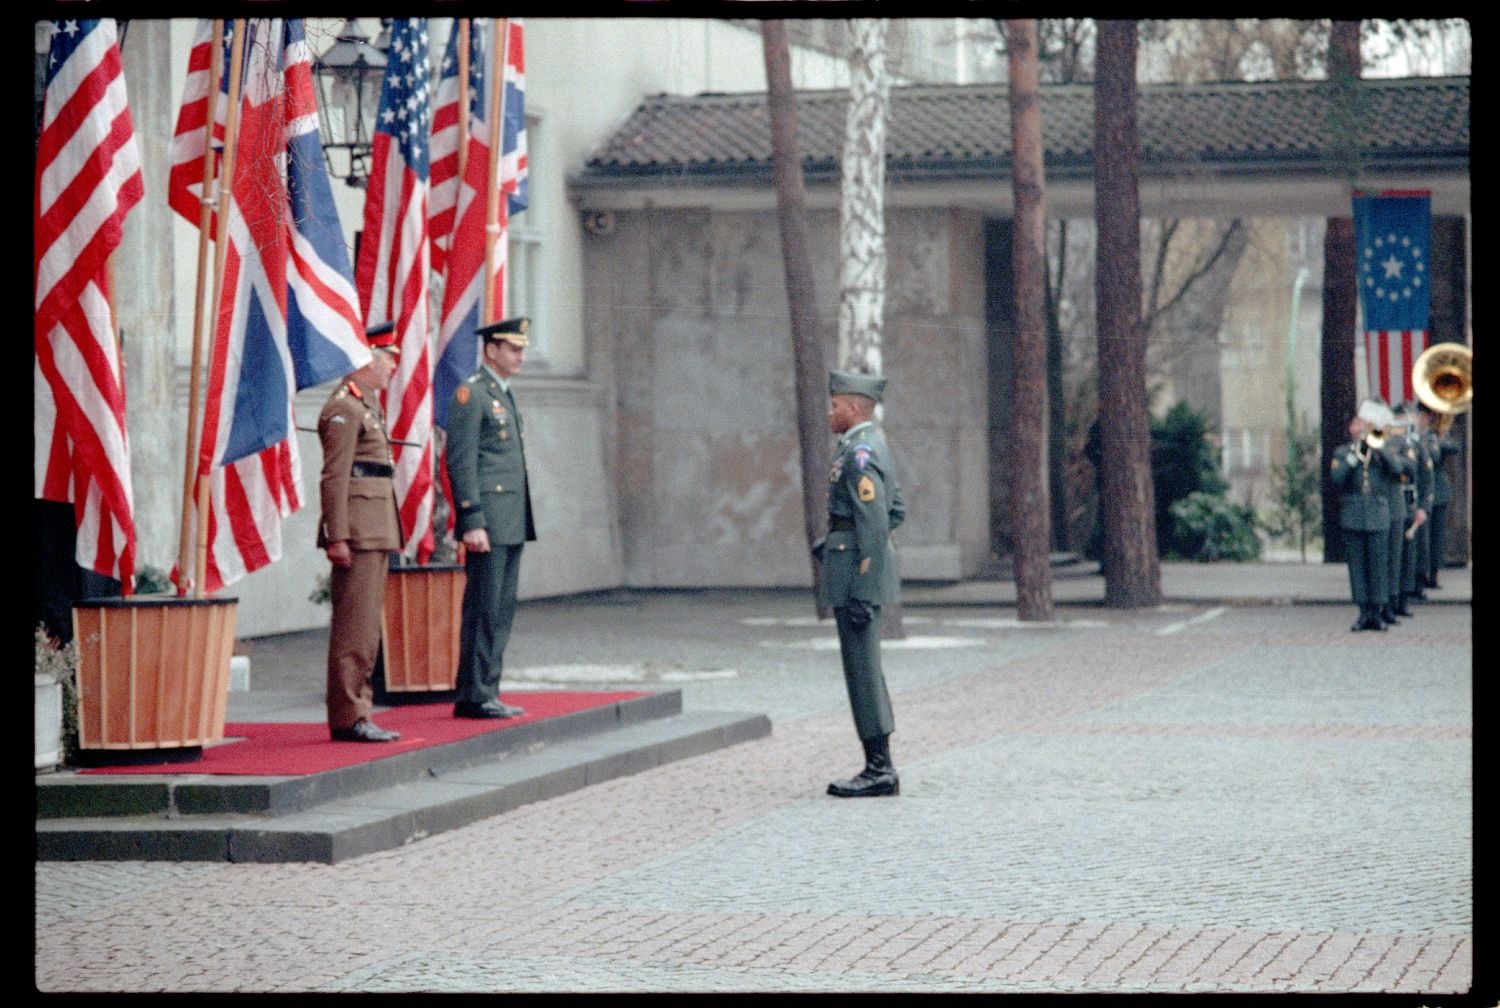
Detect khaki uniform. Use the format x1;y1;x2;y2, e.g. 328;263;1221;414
444;365;536;706
317;380;401;730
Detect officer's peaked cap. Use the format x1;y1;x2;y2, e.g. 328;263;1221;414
366;321;399;354
829;369;886;403
476;316;530;347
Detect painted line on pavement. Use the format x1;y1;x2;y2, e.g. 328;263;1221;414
1156;606;1226;636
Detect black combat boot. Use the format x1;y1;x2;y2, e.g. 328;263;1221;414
827;734;900;797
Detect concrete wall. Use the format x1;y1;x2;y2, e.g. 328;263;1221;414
587;204;989;589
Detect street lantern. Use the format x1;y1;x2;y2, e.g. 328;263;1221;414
312;17;388;187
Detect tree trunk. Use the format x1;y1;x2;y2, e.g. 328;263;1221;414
1093;20;1162;608
1006;19;1054;621
1320;19;1362;566
762;20;831;617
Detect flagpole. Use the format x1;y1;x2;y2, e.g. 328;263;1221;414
195;18;247;599
455;19;470;189
482;17;507;325
175;18;224;597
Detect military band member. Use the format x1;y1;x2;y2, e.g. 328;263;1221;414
1330;411;1394;632
1421;402;1461;589
317;324;404;743
445;317;536;719
1385;403;1424;618
817;370;906;798
1372;400;1413;625
1396;401;1433;604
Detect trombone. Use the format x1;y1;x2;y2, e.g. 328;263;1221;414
1413;342;1473;435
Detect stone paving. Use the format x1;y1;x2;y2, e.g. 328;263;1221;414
35;590;1475;996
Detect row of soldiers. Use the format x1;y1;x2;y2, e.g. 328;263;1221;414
1330;396;1460;632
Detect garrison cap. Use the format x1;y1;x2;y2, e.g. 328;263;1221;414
476;316;530;347
365;321;399;354
828;369;886;403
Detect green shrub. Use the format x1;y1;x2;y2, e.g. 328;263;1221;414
1169;491;1262;561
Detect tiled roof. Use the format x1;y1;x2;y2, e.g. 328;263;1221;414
572;76;1469;189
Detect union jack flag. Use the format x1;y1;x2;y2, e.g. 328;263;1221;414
431;17;527;431
355;18;434;562
34;18;143;592
1354;191;1431;406
170;19;370;593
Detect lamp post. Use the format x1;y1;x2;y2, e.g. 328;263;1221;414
312;17;388;187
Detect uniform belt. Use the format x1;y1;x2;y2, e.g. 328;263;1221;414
828;516;854;531
351;462;393;478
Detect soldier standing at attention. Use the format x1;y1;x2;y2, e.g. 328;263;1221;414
817;370;905;798
1330;410;1394;632
446;317;536;720
317;324;404;743
1396;401;1433;605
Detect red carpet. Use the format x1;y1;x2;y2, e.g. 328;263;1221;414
77;691;647;777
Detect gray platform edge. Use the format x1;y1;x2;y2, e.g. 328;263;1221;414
37;706;771;865
38;691;685;820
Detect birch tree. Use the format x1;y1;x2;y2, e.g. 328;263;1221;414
838;18;903;638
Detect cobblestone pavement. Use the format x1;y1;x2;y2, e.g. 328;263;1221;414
35;592;1475;997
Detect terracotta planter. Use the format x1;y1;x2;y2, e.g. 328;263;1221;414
380;564;465;693
72;596;237;763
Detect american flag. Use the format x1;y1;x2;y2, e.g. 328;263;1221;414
1353;191;1431;406
431;17;527;431
170;19;370;593
355;19;435;563
34;18;143;592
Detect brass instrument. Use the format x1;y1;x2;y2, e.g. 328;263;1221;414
1413;341;1473;435
1363;425;1387;451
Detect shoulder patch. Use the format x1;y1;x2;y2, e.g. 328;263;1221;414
853;444;873;470
455;386;471;405
857;475;876;502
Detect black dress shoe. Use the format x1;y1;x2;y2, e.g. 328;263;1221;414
454;699;526;719
1380;606;1400;626
1410;588;1428;602
828;767;900;797
1393;601;1414;617
330;718;402;743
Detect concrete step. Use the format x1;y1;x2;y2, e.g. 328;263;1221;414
36;695;770;865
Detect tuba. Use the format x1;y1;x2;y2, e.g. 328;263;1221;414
1413;342;1473;434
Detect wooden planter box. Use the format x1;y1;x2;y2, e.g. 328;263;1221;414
72;596;237;763
380;564;465;693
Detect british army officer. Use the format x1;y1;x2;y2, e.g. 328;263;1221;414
445;317;536;719
317;323;403;743
818;369;906;798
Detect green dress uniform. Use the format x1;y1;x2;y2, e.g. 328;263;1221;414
1330;436;1393;631
819;370;905;798
1424;426;1460;586
1403;417;1434;601
445;345;536;713
1381;430;1414;622
317;377;402;733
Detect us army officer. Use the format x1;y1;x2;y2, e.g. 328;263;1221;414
445;317;536;719
317;324;403;743
817;369;906;798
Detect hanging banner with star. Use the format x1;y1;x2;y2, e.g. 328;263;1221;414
1353;190;1431;406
